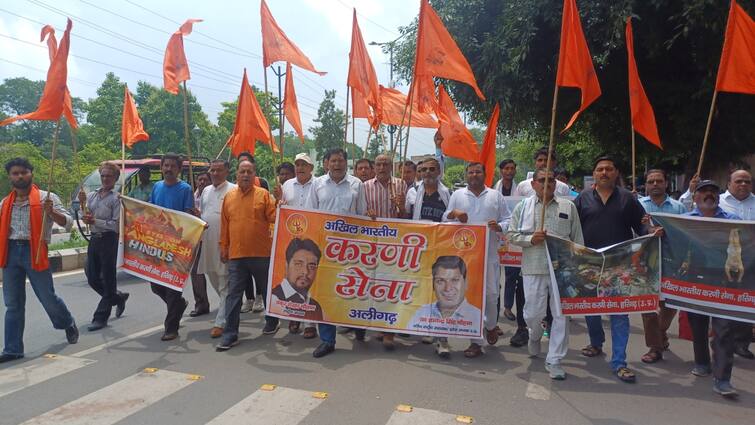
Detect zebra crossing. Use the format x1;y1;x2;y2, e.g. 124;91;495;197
0;353;476;425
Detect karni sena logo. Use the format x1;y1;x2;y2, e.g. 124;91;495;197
286;213;308;235
452;228;477;250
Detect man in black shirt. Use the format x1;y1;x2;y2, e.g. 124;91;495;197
574;156;648;383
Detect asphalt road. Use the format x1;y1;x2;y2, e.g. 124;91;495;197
0;270;753;425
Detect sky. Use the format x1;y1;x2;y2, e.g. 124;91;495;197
0;0;440;157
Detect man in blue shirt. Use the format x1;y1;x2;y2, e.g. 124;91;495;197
149;154;194;341
638;169;686;364
683;179;746;398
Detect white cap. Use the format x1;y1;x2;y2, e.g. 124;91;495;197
294;153;313;165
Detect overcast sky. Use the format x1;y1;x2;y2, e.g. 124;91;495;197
0;0;442;156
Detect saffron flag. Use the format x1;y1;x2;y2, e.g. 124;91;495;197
412;0;484;113
351;89;377;128
40;25;77;129
348;10;381;123
261;0;326;75
556;0;601;132
228;69;277;157
437;84;479;162
283;63;305;143
626;18;661;149
122;85;149;149
378;86;438;128
715;0;755;94
0;19;73;127
480;103;501;187
163;19;202;95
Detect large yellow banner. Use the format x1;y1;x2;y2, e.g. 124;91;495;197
118;196;206;292
267;206;488;338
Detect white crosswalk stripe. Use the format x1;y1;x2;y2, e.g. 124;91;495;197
207;385;326;425
0;355;96;398
385;407;472;425
19;368;197;425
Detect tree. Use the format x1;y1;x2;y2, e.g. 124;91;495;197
311;90;346;160
83;72;126;148
366;132;383;159
391;0;755;174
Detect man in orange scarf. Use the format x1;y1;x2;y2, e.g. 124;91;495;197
0;158;78;363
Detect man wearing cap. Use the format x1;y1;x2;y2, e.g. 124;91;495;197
280;153;318;339
682;179;748;397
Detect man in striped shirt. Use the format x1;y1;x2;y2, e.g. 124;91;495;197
363;154;407;350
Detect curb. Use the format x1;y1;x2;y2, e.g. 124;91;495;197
0;247;87;282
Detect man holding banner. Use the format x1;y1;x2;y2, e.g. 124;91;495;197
574;156;648;383
507;168;583;380
444;162;510;358
148;154;194;341
304;148;367;358
682;179;747;398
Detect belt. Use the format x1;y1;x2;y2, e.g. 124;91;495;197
90;232;117;239
8;239;30;244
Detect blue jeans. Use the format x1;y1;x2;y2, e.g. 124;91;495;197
319;324;336;346
585;314;629;370
3;240;74;356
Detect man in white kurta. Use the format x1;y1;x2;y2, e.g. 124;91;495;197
443;162;511;358
197;160;236;338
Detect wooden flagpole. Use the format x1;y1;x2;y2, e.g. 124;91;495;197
631;126;636;192
343;85;351;149
363;124;374;156
216;138;231;160
182;81;195;193
264;66;280;171
696;90;718;177
36;119;61;263
539;84;560;231
351;110;356;161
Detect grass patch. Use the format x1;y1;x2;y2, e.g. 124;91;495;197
48;229;89;251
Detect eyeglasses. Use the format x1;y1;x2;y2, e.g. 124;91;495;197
419;167;437;173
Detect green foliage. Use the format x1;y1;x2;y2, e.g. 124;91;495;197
442;164;466;188
391;0;755;174
311;90;346;160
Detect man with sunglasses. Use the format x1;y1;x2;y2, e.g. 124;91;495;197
507;168;583;380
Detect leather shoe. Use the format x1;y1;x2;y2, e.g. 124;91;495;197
210;327;224;338
189;309;209;317
734;346;755;359
115;293;129;318
302;327;317;339
313;342;335;358
0;353;23;363
88;321;107;332
65;324;79;344
161;332;178;341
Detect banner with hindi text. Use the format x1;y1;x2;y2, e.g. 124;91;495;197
650;213;755;323
118;196;206;292
267;206;487;338
546;234;660;315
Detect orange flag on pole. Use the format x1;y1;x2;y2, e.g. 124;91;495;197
122;86;149;148
348;10;381;123
412;0;485;113
626;18;661;149
480;103;501;187
40;25;77;129
163;19;202;95
377;86;438;128
261;0;326;75
1;19;73;127
715;0;755;94
437;84;479;162
556;0;601;132
228;69;277;157
283;63;305;143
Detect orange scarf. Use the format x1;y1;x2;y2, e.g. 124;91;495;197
0;185;49;271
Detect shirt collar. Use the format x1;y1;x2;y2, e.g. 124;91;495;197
722;190;755;203
325;173;350;186
280;278;308;303
463;186;490;198
294;176;312;186
432;299;474;319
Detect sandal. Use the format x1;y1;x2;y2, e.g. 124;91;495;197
288;321;301;334
641;349;662;364
615;367;636;383
581;345;603;357
464;343;483;358
503;309;516;321
485;328;499;345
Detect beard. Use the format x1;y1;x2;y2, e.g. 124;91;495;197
11;179;31;189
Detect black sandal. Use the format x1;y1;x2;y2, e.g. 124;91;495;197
581;345;603;357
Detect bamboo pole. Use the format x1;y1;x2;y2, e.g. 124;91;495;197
631;127;636;192
351;110;356;162
277;65;285;161
215;138;231;160
343;85;351;149
539;85;560;231
363;124;374;157
121;130;126;196
696;90;718;177
182;81;195;193
36;119;61;263
264;66;280;171
401;90;415;166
